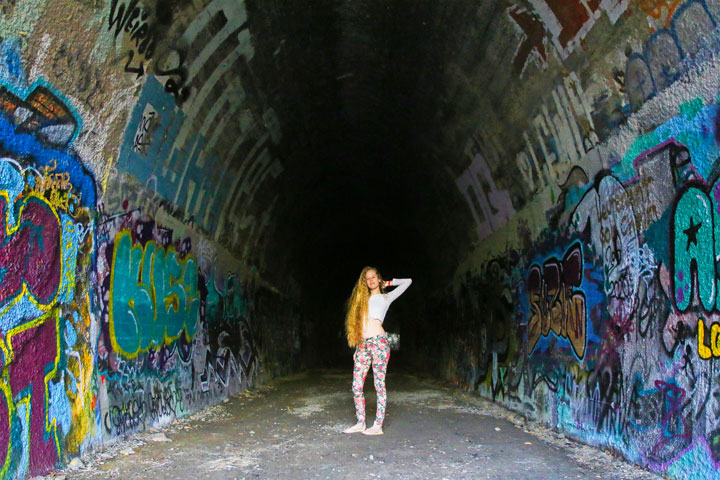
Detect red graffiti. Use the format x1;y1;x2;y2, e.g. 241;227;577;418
508;0;609;74
528;242;587;359
0;194;61;309
544;0;596;49
508;5;547;75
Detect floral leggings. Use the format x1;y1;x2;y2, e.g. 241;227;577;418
352;335;390;426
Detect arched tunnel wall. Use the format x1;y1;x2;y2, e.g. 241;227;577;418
0;1;304;478
2;0;720;479
435;1;720;479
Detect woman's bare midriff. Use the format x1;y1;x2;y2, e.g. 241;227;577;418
362;318;386;339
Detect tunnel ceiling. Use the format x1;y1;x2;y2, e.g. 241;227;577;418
246;0;490;304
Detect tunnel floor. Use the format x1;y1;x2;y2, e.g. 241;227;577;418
43;370;660;480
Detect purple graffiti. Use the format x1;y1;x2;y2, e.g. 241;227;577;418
7;313;59;476
649;381;691;462
0;195;61;308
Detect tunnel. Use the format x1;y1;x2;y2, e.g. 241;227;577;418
0;0;718;478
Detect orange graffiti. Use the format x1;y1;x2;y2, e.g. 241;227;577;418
638;0;683;27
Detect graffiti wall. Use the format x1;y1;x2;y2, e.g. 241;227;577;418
447;1;720;478
0;38;98;477
0;0;299;478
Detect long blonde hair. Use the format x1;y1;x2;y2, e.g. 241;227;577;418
345;266;385;347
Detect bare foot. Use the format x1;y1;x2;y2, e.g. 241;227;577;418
343;422;366;433
362;423;383;435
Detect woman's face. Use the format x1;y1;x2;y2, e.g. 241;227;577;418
365;270;380;290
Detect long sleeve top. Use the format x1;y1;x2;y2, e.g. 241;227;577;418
367;278;412;323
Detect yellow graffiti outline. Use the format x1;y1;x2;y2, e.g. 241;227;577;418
0;191;64;339
62;290;94;453
5;310;61;470
0;370;13;477
101;156;114;194
108;230;198;359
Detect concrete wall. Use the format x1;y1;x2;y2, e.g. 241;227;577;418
443;0;720;478
0;1;299;477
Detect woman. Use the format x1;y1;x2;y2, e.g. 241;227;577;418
342;266;412;435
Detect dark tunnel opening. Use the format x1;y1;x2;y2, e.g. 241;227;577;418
254;0;474;369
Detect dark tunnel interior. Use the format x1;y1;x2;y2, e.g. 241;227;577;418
255;0;476;367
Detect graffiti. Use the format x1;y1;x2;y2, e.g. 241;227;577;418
514;72;597;193
132;104;157;154
456;146;515;241
0;191;61;312
0;40;97;479
696;318;720;359
0;86;95;204
443;68;720;480
528;242;587;359
638;0;686;26
24;159;77;212
49;43;104;111
104;397;145;435
115;75;275;242
642;380;692;462
108;0;190;104
573;174;640;328
0;4;298;479
507;5;547;76
108;0;157;77
206;272;261;385
112;0;279;252
670;177;720;312
1;311;61;477
507;0;630;74
101;375;182;437
155;49;191;104
95;202;271;440
626;1;717;110
108;229;199;358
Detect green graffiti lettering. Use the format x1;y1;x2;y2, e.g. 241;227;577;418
672;187;715;311
109;230;198;358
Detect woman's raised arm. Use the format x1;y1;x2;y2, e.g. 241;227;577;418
385;278;412;303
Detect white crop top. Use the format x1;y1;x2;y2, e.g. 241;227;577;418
368;278;412;323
